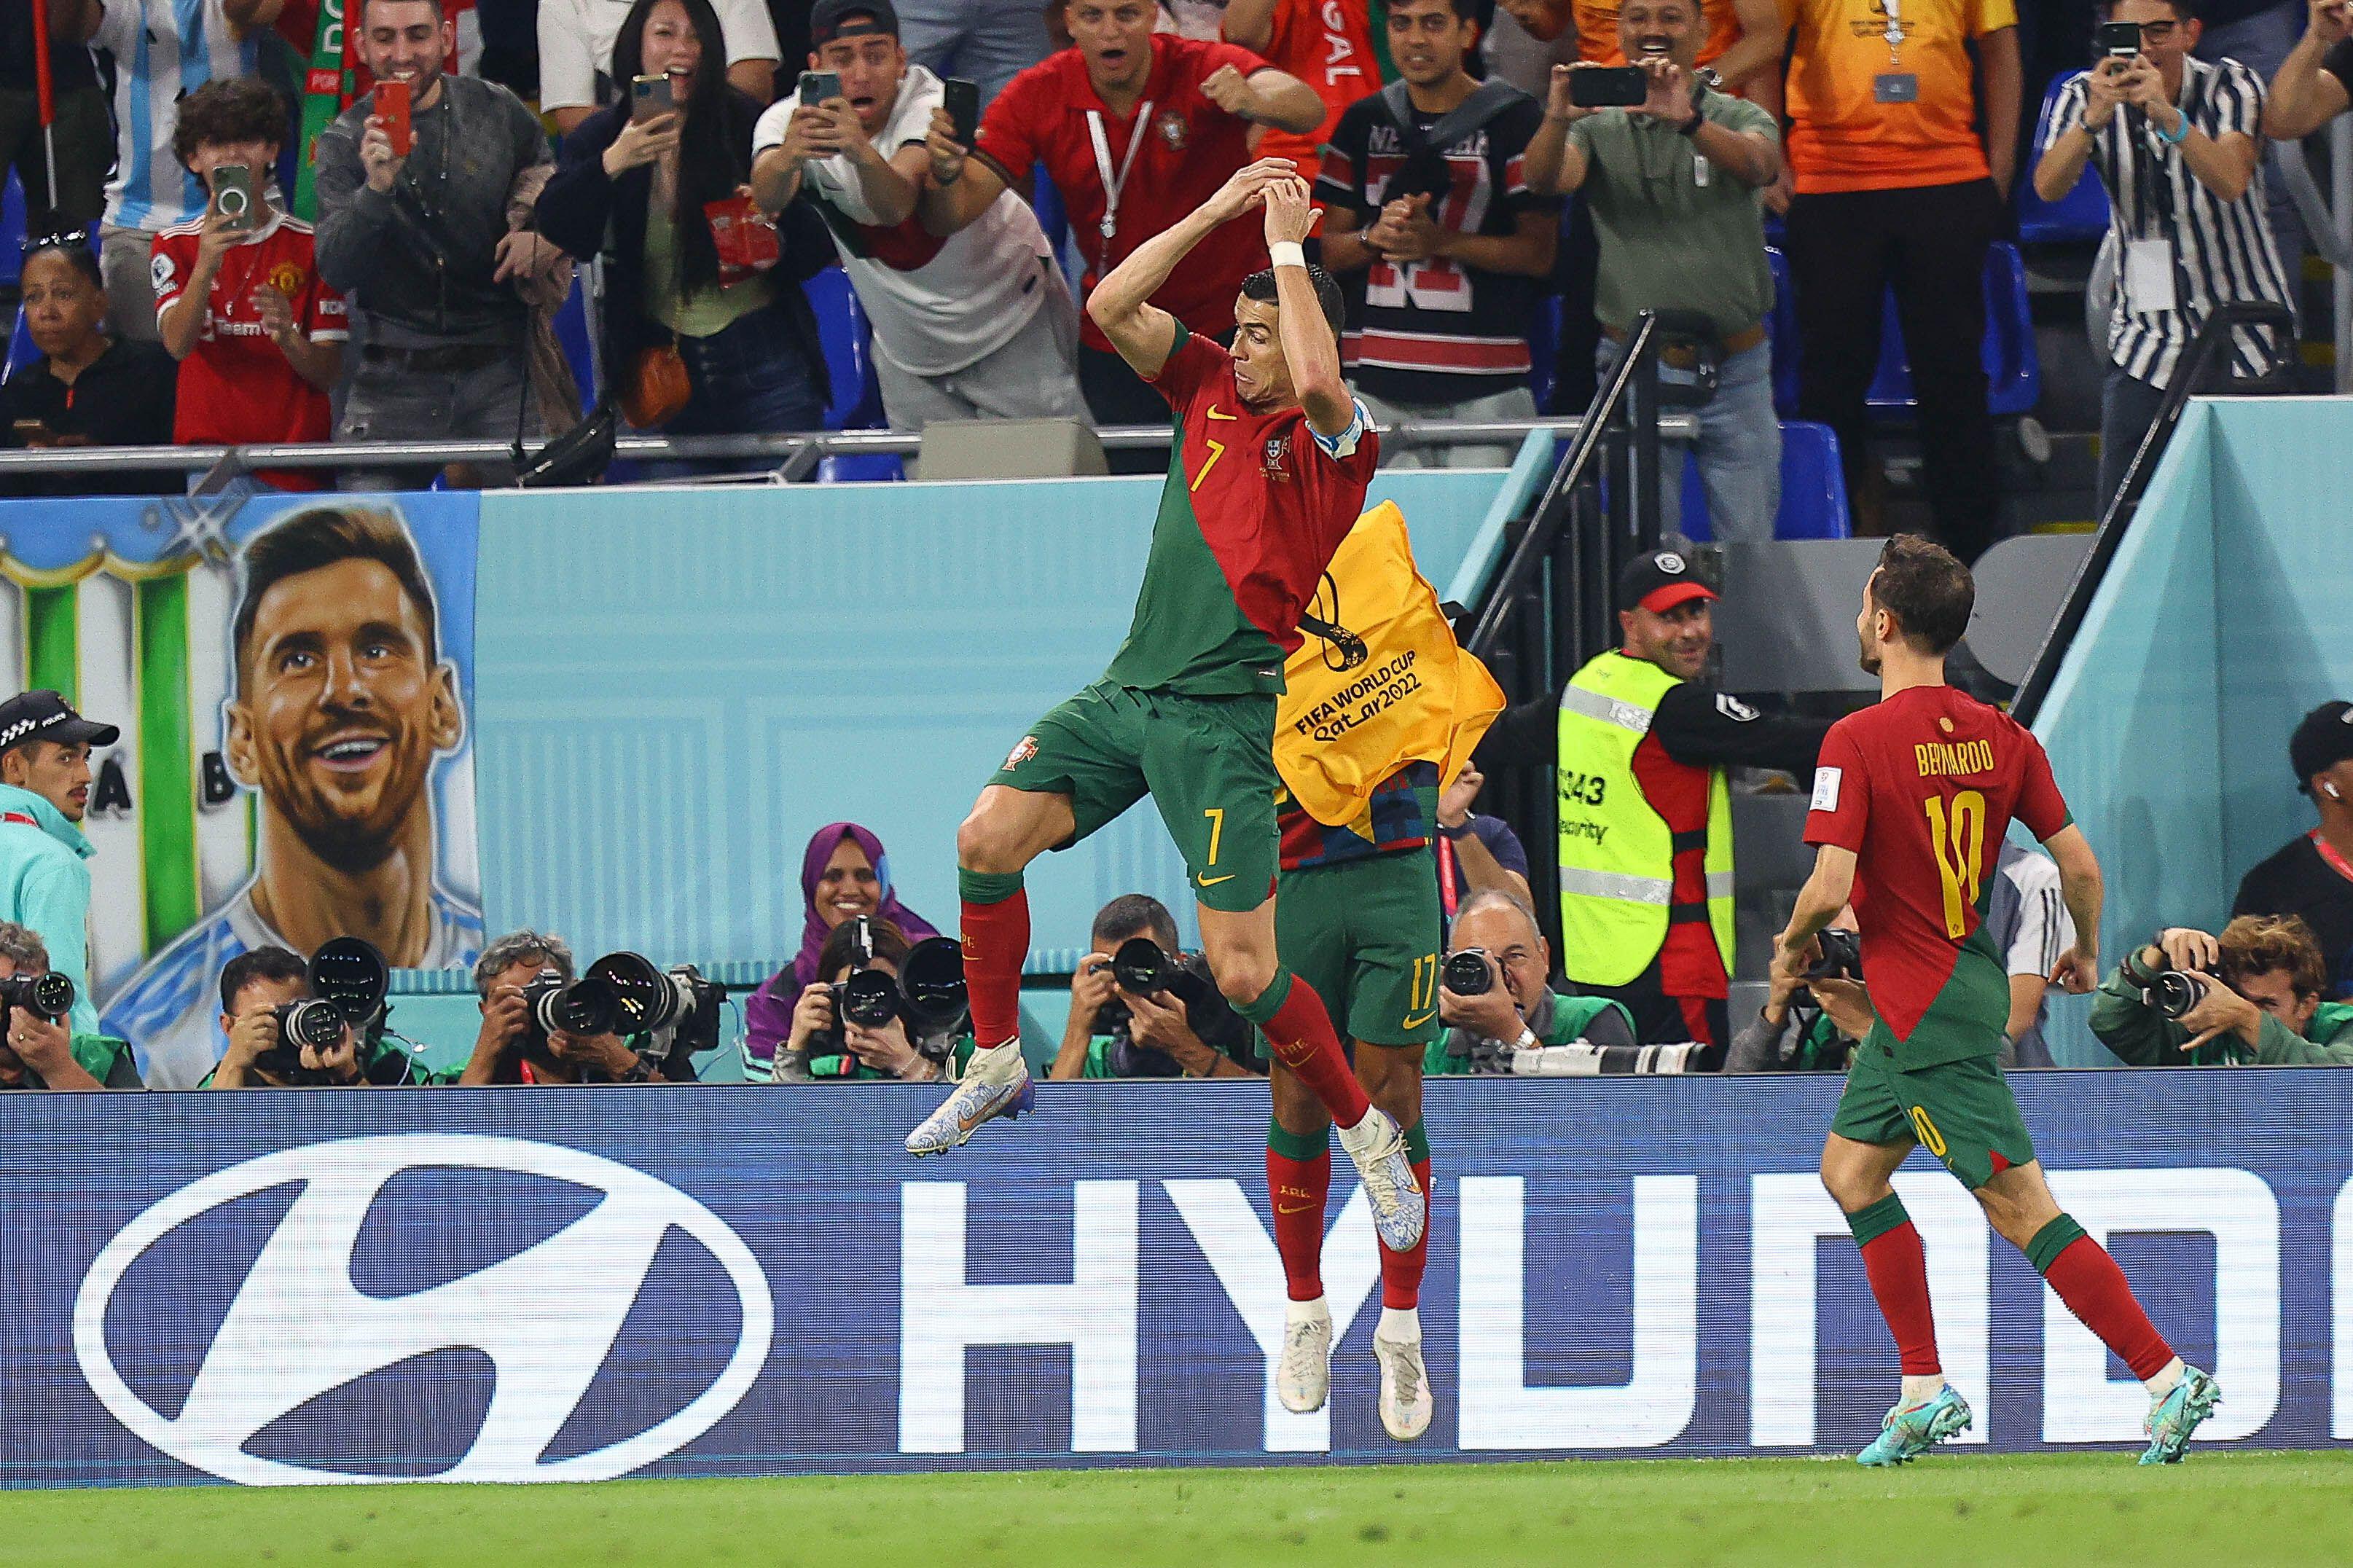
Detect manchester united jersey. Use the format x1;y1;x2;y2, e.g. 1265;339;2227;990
1805;684;2071;1059
1101;324;1379;697
152;211;345;456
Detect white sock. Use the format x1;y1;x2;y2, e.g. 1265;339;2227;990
2144;1357;2186;1399
1900;1373;1946;1406
1286;1295;1330;1327
1377;1306;1421;1343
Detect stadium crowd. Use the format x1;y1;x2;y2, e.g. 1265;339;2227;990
0;0;2337;528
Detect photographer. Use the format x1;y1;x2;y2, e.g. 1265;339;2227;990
208;946;436;1088
0;921;136;1091
1523;0;1782;541
461;929;655;1085
1050;895;1266;1080
772;916;974;1081
1726;909;1872;1073
2091;915;2353;1065
1428;890;1642;1075
2032;0;2291;511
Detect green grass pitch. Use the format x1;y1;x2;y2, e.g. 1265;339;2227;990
6;1453;2350;1567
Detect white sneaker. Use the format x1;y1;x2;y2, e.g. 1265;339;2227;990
1335;1108;1425;1252
1277;1300;1333;1415
904;1044;1033;1156
1373;1327;1433;1442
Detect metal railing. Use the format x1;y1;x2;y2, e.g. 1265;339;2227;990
2011;300;2296;726
0;415;1656;490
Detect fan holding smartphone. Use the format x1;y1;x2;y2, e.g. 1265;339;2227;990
746;0;1087;430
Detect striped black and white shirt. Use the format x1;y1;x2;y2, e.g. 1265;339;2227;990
2044;55;2292;387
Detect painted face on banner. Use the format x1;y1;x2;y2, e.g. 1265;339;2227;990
229;557;461;872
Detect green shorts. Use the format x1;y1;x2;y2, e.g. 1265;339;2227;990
1831;1028;2037;1191
993;681;1280;914
1275;847;1442;1049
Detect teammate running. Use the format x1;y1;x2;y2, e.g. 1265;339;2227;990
907;160;1428;1256
1775;535;2219;1467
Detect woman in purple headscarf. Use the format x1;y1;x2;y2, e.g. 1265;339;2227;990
744;823;939;1064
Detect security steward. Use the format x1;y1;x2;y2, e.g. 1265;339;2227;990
1476;549;1831;1062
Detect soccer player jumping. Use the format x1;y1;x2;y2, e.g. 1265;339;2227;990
907;161;1428;1258
1776;536;2219;1468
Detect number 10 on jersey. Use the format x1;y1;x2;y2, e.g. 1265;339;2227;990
1925;789;1986;938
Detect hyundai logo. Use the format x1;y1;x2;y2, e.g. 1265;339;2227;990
73;1134;774;1486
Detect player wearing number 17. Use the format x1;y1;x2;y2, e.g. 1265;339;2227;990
907;162;1428;1256
1775;535;2219;1469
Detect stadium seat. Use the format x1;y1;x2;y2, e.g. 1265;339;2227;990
5;304;34;381
817;453;907;482
552;274;598;415
0;172;22;289
1525;294;1562;413
1769;241;2040;421
1673;419;1852;542
804;265;885;431
2017;71;2110;246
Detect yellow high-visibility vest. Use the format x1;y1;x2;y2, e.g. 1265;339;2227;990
1556;651;1733;987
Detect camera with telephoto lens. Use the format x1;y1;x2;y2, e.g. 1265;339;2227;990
1093;938;1248;1078
2145;969;2208;1021
253;936;390;1085
586;951;724;1080
1442;947;1497;997
817;928;969;1063
1806;928;1864;983
518;967;622;1063
0;968;77;1025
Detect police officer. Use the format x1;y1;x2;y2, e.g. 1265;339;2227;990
1476;550;1831;1062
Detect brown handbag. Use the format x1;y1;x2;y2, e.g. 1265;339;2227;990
622;340;692;428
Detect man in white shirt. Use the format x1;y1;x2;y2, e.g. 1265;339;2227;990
1989;841;2075;1070
539;0;781;133
751;0;1084;429
60;0;259;343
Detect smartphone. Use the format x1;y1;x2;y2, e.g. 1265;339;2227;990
799;70;842;108
631;72;675;122
2096;20;2143;58
1568;66;1649;109
11;420;52;445
375;77;412;157
943;77;980;146
211;163;257;234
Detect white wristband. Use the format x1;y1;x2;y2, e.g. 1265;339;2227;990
1269;240;1307;270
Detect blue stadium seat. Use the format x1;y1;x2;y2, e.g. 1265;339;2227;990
1769;241;2040;421
5;305;35;380
1674;419;1852;542
1526;293;1562;412
2017;71;2110;245
804;264;884;430
817;453;906;482
552;273;598;415
0;172;23;289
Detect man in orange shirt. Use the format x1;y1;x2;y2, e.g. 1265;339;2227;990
1493;0;1786;89
1780;0;2021;562
1224;0;1395;182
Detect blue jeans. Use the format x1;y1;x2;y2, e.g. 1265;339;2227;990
646;305;826;477
897;0;1052;103
1595;337;1780;543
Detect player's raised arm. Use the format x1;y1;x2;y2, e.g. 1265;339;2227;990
1088;157;1293;380
2040;823;2105;993
1775;843;1857;982
1261;177;1352;439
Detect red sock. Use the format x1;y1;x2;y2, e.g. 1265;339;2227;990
1266;1145;1331;1301
1379;1156;1432;1309
959;887;1028;1050
1858;1221;1943;1376
1256;976;1372;1125
2043;1236;2175;1381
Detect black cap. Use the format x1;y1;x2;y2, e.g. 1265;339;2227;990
2290;700;2353;791
810;0;898;45
1615;549;1718;615
0;690;118;755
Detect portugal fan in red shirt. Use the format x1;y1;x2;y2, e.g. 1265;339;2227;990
915;0;1324;434
909;162;1431;1298
1775;535;2220;1468
152;80;346;492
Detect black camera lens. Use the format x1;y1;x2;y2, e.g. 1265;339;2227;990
525;971;619;1037
2152;970;2206;1020
590;951;684;1034
837;968;899;1028
1111;936;1173;995
1443;948;1494;996
0;969;78;1021
278;997;348;1051
1806;928;1864;983
310;936;389;1024
900;937;968;1027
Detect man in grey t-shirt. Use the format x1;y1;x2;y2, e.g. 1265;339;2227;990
1524;0;1782;541
315;0;564;489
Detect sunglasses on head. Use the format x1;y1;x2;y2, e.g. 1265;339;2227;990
18;228;93;254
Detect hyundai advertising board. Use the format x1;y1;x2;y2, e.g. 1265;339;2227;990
2;1075;2348;1488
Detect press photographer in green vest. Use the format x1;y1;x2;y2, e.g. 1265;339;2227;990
1477;549;1831;1065
2090;914;2353;1066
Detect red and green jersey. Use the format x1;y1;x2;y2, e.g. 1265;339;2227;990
1101;324;1379;697
1805;685;2072;1062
